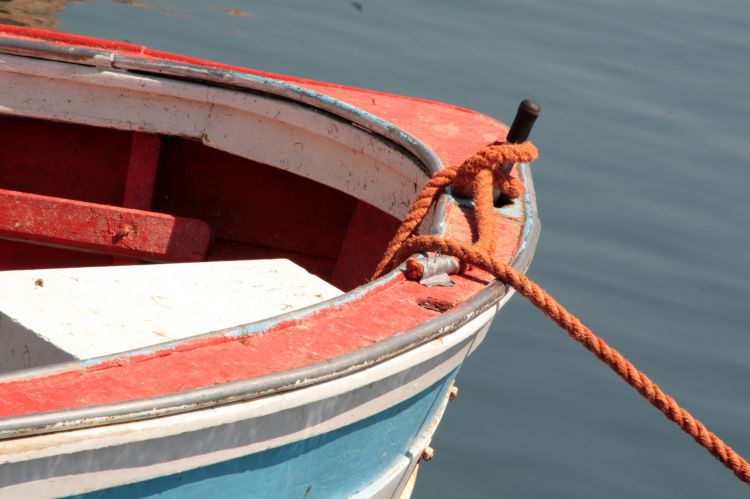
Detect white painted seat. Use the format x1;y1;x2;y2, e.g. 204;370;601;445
0;260;342;374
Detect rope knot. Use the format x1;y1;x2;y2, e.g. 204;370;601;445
452;141;538;199
370;136;750;487
371;139;539;279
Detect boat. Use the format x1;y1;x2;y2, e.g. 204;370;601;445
0;26;540;498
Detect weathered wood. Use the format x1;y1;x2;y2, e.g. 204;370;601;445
122;132;161;210
114;132;162;265
0;188;211;261
0;259;342;371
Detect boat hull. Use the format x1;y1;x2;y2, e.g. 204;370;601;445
0;26;540;499
0;307;501;498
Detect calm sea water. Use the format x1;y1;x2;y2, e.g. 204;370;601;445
7;0;750;496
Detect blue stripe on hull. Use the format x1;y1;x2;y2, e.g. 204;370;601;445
68;372;457;499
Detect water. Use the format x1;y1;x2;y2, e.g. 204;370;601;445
5;1;750;496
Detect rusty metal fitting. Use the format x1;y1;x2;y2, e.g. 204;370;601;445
448;385;458;401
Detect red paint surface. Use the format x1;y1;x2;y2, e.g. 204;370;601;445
0;188;211;262
122;132;161;211
114;132;162;265
0;115;133;268
153;137;358;261
0;27;527;418
0;238;113;271
0;115;130;204
331;201;401;290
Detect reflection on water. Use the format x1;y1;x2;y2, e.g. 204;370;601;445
0;0;83;28
0;0;203;28
110;0;188;20
222;8;249;17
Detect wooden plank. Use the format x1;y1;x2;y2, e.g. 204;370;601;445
331;201;400;291
0;259;343;370
115;132;162;265
122;132;161;210
0;188;211;261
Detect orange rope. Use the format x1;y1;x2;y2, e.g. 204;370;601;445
372;141;537;278
372;141;750;486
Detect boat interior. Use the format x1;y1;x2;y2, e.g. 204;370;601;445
0;114;404;287
0;52;433;373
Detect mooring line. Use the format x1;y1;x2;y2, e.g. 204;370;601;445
373;138;750;486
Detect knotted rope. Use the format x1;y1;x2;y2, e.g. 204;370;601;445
372;141;750;486
372;141;537;278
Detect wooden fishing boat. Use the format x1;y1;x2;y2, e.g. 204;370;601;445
0;26;539;498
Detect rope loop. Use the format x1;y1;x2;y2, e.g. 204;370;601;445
372;141;537;278
371;139;750;486
451;141;537;199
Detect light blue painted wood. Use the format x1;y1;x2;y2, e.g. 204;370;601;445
67;372;457;499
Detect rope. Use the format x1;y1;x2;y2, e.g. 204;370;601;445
372;141;537;278
372;141;750;486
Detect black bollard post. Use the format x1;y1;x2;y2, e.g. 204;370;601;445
494;99;541;205
506;99;541;144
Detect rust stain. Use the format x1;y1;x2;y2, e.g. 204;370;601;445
416;297;455;313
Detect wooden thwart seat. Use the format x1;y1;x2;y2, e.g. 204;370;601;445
0;188;212;262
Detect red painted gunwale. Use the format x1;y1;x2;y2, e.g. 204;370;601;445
0;26;524;419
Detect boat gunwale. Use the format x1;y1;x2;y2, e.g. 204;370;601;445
0;31;540;439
